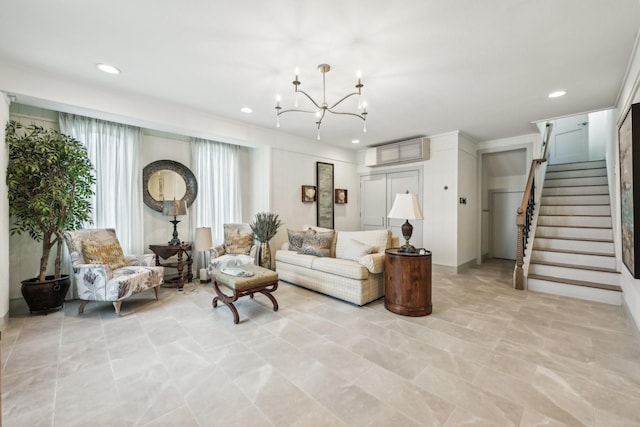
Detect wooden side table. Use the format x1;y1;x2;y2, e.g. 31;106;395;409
149;244;193;290
384;248;432;316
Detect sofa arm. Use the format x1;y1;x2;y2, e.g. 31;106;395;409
359;252;386;274
280;242;290;250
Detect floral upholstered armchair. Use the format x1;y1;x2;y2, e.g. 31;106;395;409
63;228;164;316
208;223;257;274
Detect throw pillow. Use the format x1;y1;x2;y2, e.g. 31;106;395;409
82;239;127;270
224;224;253;255
341;238;374;262
287;229;306;252
298;228;334;257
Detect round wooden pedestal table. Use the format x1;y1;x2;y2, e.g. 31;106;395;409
384;248;432;316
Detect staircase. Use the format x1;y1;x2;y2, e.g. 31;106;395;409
527;160;622;305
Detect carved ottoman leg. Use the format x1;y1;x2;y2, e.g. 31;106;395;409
260;290;279;312
78;300;90;314
154;286;160;300
113;301;123;316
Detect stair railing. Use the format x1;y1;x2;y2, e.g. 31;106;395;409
514;122;553;290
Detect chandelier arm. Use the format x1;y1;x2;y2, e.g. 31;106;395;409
327;92;361;110
316;108;327;127
296;89;323;110
278;108;318;116
326;110;367;121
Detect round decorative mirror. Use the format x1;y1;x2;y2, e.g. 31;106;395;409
143;160;198;212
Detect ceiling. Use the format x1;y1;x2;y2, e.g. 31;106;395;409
0;0;638;149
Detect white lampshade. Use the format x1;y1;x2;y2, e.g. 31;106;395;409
388;193;424;220
194;227;213;252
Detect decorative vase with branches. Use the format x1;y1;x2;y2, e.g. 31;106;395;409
249;212;283;269
6;120;95;312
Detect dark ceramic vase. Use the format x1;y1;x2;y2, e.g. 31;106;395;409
21;275;70;315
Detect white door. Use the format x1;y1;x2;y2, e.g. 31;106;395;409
549;115;589;165
490;191;522;260
360;170;422;248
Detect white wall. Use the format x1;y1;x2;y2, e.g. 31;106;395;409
0;94;10;328
615;30;640;332
270;147;360;255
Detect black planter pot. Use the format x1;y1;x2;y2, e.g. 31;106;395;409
21;275;70;315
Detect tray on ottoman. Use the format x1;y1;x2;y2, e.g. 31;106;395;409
210;264;279;324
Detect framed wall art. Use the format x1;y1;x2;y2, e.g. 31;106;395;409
335;189;348;204
301;185;317;202
316;162;334;228
619;102;640;278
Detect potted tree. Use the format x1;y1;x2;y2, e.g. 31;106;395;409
249;212;283;269
5;120;95;314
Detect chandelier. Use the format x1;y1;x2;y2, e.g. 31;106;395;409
275;64;368;140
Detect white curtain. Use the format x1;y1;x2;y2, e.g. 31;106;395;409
59;113;144;254
190;137;242;245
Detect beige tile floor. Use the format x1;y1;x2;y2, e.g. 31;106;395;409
2;259;640;427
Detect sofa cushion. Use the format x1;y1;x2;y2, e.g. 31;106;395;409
358;252;386;274
311;257;369;280
336;229;390;259
81;239;127;270
298;228;334;257
276;250;316;269
287;229;306;252
302;224;337;257
341;238;375;261
224;224;253;255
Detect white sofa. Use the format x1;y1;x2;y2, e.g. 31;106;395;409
275;228;398;306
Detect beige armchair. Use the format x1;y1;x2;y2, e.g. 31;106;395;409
208;223;257;273
63;228;164;316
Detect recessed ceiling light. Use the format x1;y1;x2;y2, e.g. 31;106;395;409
352;139;360;144
240;107;253;114
96;63;121;74
548;90;566;98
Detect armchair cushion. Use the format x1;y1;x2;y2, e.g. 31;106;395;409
81;240;127;270
223;224;253;255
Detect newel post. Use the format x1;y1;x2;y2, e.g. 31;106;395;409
515;207;525;290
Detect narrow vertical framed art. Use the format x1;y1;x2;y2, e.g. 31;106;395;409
619;102;640;278
316;162;334;229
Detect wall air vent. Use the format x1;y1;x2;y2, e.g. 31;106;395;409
364;137;430;167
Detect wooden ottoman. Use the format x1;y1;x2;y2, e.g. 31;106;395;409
210;264;279;324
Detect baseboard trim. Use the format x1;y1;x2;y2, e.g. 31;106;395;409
433;258;478;275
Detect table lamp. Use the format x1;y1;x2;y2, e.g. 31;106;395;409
194;227;213;283
163;199;187;245
388;191;424;253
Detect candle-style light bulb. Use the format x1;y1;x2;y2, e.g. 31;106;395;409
362;102;367;132
356;71;363;109
294;67;300;107
317;129;321;140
